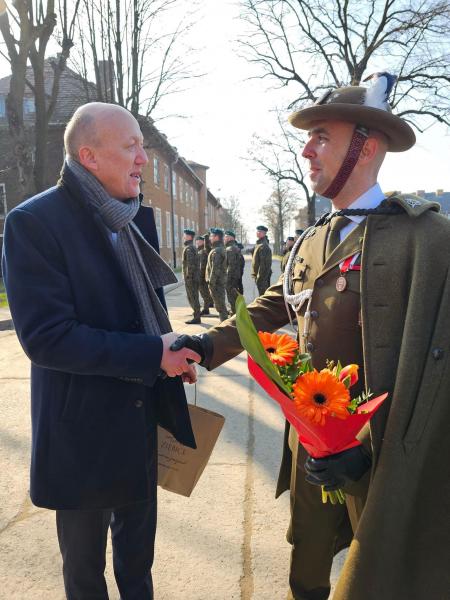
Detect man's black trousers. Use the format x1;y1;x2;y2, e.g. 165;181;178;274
56;499;157;600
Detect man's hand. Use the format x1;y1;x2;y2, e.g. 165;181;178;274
160;332;201;377
304;446;371;491
169;333;213;369
181;363;197;384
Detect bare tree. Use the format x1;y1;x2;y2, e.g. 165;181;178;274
71;0;200;120
261;183;298;253
219;196;247;241
0;0;80;196
241;0;450;224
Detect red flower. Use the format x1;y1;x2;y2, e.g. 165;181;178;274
258;331;298;366
339;364;359;387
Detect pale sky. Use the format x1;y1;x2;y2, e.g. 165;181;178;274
1;0;450;238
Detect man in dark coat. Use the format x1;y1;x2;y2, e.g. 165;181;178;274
169;74;450;600
2;102;200;600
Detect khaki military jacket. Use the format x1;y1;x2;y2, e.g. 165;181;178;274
225;241;241;283
207;195;450;600
206;242;226;286
251;238;272;281
182;241;200;282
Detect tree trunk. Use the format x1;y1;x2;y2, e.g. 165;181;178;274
307;192;316;225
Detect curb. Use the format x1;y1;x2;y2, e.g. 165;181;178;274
0;318;14;331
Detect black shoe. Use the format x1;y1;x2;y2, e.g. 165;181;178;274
200;308;210;316
185;317;201;324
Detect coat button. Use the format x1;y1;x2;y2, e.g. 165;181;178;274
316;279;324;288
135;399;144;408
432;348;444;360
310;310;319;319
306;342;315;352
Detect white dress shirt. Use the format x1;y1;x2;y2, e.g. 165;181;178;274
333;183;385;241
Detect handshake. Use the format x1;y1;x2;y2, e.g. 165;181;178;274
160;332;212;381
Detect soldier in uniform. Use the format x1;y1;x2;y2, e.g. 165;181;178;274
182;228;201;324
294;228;304;241
237;242;245;295
251;225;272;295
224;230;242;315
195;235;214;316
205;228;228;322
281;236;295;273
170;73;450;600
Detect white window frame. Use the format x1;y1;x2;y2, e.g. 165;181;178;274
174;213;179;247
155;208;162;245
23;97;35;114
153;156;160;186
0;96;5;118
165;211;172;248
164;165;169;192
172;172;177;200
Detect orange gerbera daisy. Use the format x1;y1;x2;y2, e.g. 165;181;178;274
258;331;298;366
292;369;350;426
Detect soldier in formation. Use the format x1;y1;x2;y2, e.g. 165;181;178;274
182;228;201;324
281;236;295;273
251;225;272;295
295;228;304;241
195;234;214;316
224;230;242;315
205;227;228;322
237;242;245;294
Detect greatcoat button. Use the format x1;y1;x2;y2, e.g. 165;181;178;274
310;310;319;319
432;348;444;360
135;399;144;408
306;342;315;352
316;279;324;287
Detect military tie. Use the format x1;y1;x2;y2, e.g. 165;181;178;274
324;215;351;261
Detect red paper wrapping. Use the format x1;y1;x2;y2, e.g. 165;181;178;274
248;356;387;458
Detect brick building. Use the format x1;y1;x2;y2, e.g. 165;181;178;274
0;61;222;265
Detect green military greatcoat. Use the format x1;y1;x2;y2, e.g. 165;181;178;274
252;237;272;295
206;240;228;321
206;195;450;600
182;240;201;319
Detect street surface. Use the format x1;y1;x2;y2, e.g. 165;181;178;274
0;256;345;599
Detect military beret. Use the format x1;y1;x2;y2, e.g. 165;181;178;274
195;235;203;241
224;230;236;237
209;227;224;236
295;229;304;236
184;228;195;236
256;225;268;232
237;243;244;250
286;236;295;241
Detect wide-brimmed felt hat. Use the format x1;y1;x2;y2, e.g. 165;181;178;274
289;80;415;152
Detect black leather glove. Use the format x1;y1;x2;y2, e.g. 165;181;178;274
304;446;371;491
170;333;213;369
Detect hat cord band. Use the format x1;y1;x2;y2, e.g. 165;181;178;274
322;126;368;199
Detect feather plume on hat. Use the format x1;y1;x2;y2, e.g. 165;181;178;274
363;72;397;111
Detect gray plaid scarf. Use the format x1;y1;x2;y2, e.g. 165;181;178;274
66;158;176;336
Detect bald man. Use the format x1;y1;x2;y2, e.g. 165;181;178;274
2;102;200;600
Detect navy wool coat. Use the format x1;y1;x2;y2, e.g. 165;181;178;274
2;166;195;510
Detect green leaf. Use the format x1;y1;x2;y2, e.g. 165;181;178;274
235;294;291;395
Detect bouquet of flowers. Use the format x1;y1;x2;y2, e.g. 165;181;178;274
235;295;388;504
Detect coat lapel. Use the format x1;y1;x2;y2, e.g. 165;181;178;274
320;220;366;277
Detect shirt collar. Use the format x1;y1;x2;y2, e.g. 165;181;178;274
333;183;385;224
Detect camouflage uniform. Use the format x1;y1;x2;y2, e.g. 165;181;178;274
238;246;245;295
206;240;228;321
197;242;214;312
252;238;272;295
281;248;292;273
182;240;201;319
225;240;242;314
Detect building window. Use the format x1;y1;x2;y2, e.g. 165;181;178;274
164;165;169;192
155;208;162;245
153;156;160;186
184;181;188;205
166;211;172;247
174;213;179;246
172;172;177;200
189;187;193;208
0;96;5;118
23;97;35;114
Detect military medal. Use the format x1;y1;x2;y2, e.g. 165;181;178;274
337;254;361;292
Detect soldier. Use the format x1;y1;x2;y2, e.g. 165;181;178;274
170;73;450;600
195;235;214;316
182;228;201;324
205;228;228;322
224;230;242;315
251;225;272;295
237;242;245;295
281;236;295;273
294;228;304;241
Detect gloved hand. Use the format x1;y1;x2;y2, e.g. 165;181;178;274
304;445;371;491
170;333;213;369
